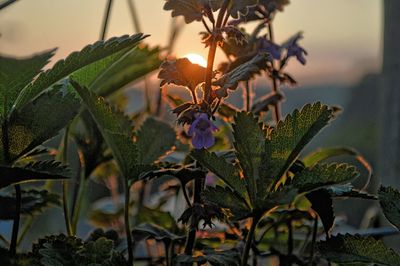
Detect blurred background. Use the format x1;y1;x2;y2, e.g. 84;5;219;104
2;0;399;250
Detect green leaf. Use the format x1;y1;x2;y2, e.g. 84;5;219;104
317;234;400;265
93;46;162;96
71;81;138;179
158;57;207;91
210;0;259;19
213;53;268;98
265;102;335;184
0;189;60;220
0;161;71;189
326;184;377;200
0;49;55;116
379;186;400;230
292;163;359;193
303;147;359;167
164;0;207;24
132;223;183;243
136;117;176;165
14;34;146;110
5;84;80;161
203;186;251;220
190;149;247;197
232;111;266;202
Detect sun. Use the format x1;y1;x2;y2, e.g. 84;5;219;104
184;53;207;67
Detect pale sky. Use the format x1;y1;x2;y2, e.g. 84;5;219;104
0;0;383;86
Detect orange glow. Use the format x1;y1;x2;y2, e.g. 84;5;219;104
184;53;207;67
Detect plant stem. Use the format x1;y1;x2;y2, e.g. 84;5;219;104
267;22;281;123
184;177;203;255
244;81;251;112
309;215;319;265
0;0;18;10
71;173;88;235
10;184;21;255
58;126;73;236
124;179;134;265
287;219;293;265
204;0;230;104
241;216;259;266
127;0;141;33
100;0;113;41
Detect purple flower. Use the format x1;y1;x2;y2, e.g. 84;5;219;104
259;38;281;60
188;113;218;149
283;33;308;65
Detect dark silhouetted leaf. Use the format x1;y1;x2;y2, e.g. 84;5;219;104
164;0;208;23
379;186;400;230
213;53;268;98
317;234;400;265
179;202;225;228
203;186;251;220
0;161;71;189
0;189;60;220
306;189;334;235
132;223;184;244
158;58;207;91
251;92;284;115
210;0;258;19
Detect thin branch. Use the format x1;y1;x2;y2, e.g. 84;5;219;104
100;0;114;41
127;0;141;33
0;0;18;10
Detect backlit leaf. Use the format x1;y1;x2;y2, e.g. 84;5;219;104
164;0;208;24
317;234;400;265
379;186;400;230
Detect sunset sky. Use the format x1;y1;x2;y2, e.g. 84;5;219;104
0;0;382;86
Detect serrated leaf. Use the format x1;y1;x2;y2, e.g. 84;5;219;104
0;189;60;220
158;58;207;91
0;161;71;189
0;49;55;116
379;186;400;230
317;234;400;265
213;53;268;98
203;186;251;220
136;117;176;165
71;81;138;179
93;46;162;96
292;163;359;193
190;149;247;197
4;84;80;161
264;102;335;185
132;223;183;243
164;0;208;24
210;0;258;19
232;111;266;202
14;34;146;110
326;184;377;200
140;164;205;185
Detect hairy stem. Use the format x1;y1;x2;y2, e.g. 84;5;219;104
241;216;259;266
184;177;204;255
100;0;113;41
244;81;251;111
204;0;230;103
124;179;134;265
